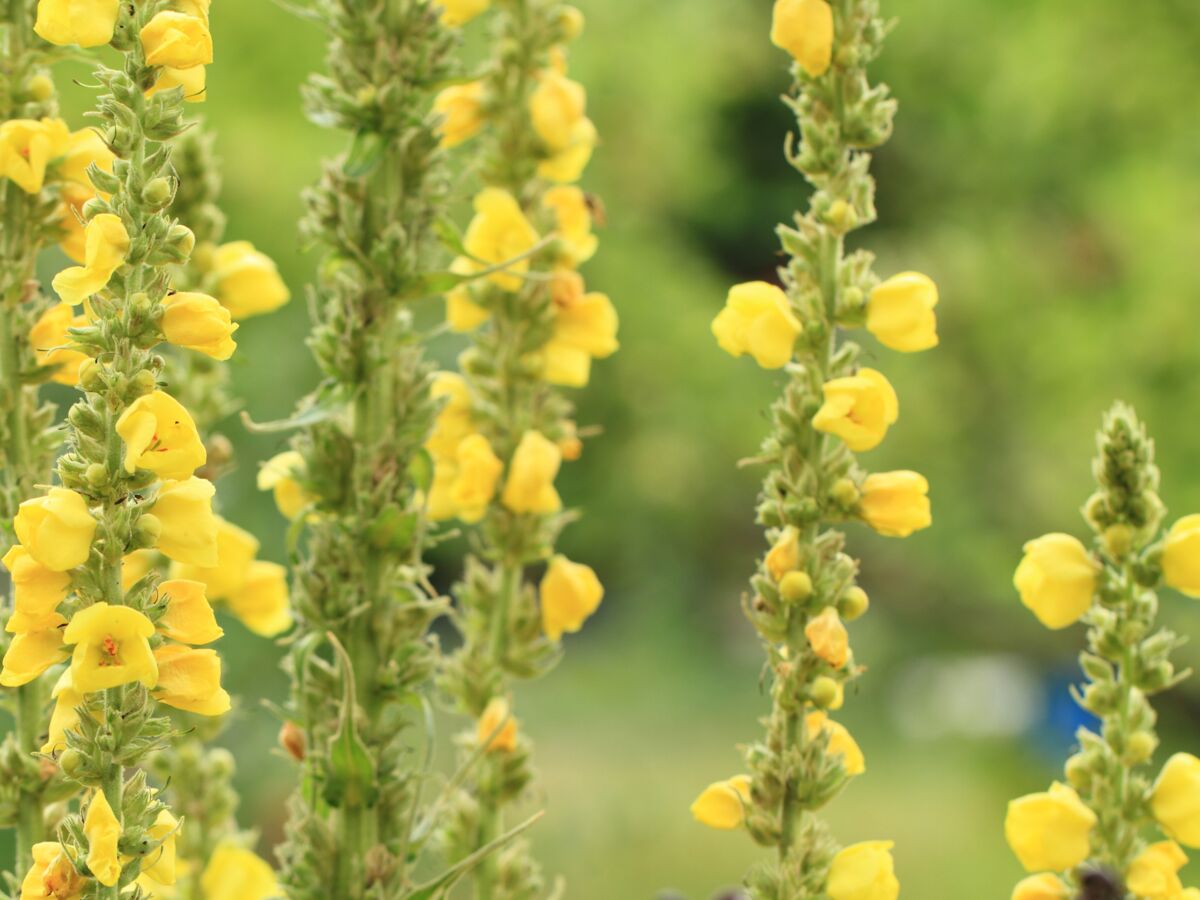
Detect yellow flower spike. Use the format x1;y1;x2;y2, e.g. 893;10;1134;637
1151;753;1200;847
116;391;207;481
151;477;220;568
450;434;504;523
433;80;486;148
712;281;802;369
257;451;314;520
152;645;230;716
140;809;179;885
63;603;158;692
1127;841;1188;900
30;303;89;386
462;188;540;292
139;11;213;69
1162;515;1200;598
427;371;475;458
83;790;122;887
1004;781;1096;872
543;186;598;266
805;606;849;668
34;0;120;47
770;0;835;78
501;430;562;515
812;368;898;452
805;711;865;775
866;272;939;353
0;118;68;194
539;555;603;641
21;841;88;899
536;117;597;184
437;0;489;27
199;844;279;900
161;291;239;360
122;549;159;592
444;257;491;332
825;841;899;900
2;545;71;632
156;579;222;645
765;526;801;581
42;668;85;754
51;213;130;305
0;619;69;687
58;127;115;187
477;697;518;753
146;64;208;103
1013;533;1099;630
225;561;293;638
529;68;587;153
170;516;258;600
1011;873;1068;900
14;487;96;572
213;241;291;319
690;775;752;830
859;471;932;538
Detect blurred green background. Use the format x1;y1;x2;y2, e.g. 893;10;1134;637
33;0;1200;896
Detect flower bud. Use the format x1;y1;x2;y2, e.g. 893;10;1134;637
142;176;173;207
779;570;814;604
1102;523;1135;560
27;74;54;102
840;586;869;621
830;477;859;509
810;675;842;709
58;749;84;777
209;748;236;778
168;223;196;258
1064;752;1092;790
129;369;157;398
1125;730;1158;766
78;358;104;393
134;513;163;548
558;5;585;40
85;463;108;488
826;199;857;232
279;722;306;761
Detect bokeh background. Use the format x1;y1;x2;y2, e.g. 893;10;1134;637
24;0;1200;896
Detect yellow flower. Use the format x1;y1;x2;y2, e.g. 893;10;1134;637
84;790;122;887
427;372;474;459
21;841;87;899
444;257;490;332
57;183;92;262
30;303;89;386
199;844;279;900
1151;753;1200;848
449;434;504;523
530;68;587;153
477;697;518;752
42;668;84;754
462;188;540;292
140;810;179;885
805;606;849;668
1013;533;1098;630
543;186;598;266
64;603;157;692
1162;515;1200;598
690;775;751;830
153;645;230;716
116;391;207;481
867;272;939;353
1013;875;1069;900
170;516;258;599
2;545;71;632
765;526;801;581
859;471;932;538
1127;841;1188;900
537;117;597;184
51;213;129;305
438;0;489;27
122;549;159;591
770;0;835;78
15;488;96;572
140;11;213;69
226;561;293;638
826;841;899;900
712;281;802;369
433;81;486;148
156;579;222;645
1004;781;1096;872
805;711;864;775
812;368;898;452
58;127;115;187
152;478;220;568
0;620;68;687
214;241;290;319
0;118;68;193
147;65;207;103
34;0;119;47
257;451;313;520
427;460;459;522
541;289;619;388
501;430;562;515
161;291;238;360
540;555;603;640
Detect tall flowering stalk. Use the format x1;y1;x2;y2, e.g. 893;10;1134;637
1006;404;1200;900
692;1;938;897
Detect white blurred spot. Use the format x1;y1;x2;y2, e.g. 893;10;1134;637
890;654;1044;740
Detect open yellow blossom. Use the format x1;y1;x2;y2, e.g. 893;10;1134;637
30;303;89;386
59;127;115;187
1013;533;1098;630
0;118;68;193
21;841;87;899
0;620;68;687
826;841;899;900
199;844;279;900
541;290;619;388
859;471;932;538
537;116;596;184
226;561;293;638
171;516;258;599
812;368;898;452
34;0;119;47
805;606;849;668
1163;515;1200;598
147;64;207;103
42;668;85;754
1127;841;1188;900
712;281;801;369
157;579;223;645
140;11;213;69
84;791;122;887
152;478;220;567
444;257;490;332
544;186;598;266
540;555;603;640
449;434;504;523
257;451;313;520
161;291;238;360
478;697;518;753
214;241;290;319
117;391;207;481
433;81;486;148
806;711;864;775
1011;873;1068;900
438;0;489;27
15;488;96;572
427;372;474;458
462;188;540;292
51;213;129;305
770;0;834;78
427;460;459;523
1005;781;1096;872
530;68;587;153
57;183;93;262
501;430;562;514
153;645;230;716
3;545;71;632
64;603;157;692
140;810;179;885
867;272;939;353
1151;753;1200;848
690;775;752;830
765;526;801;581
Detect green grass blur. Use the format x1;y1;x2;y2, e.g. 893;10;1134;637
35;0;1200;896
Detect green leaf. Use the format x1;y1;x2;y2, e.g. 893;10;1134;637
365;505;418;552
408;811;544;900
408;448;434;492
240;388;347;434
322;634;378;809
433;216;467;256
343;129;385;178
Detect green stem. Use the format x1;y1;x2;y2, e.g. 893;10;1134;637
14;679;43;874
474;759;501;900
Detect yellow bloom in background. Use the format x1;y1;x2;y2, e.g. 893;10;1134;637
544;186;598;266
21;841;87;899
859;471;932;538
161;291;238;360
57;183;92;262
30;303;89;386
140;11;213;69
153;645;230;716
214;241;290;319
52;213;129;305
2;546;71;632
147;64;208;103
171;516;258;599
449;434;504;523
427;461;458;522
34;0;119;47
0;118;68;194
438;0;489;27
15;488;96;572
257;451;313;520
502;430;562;514
64;602;157;692
541;290;619;388
58;127;115;187
1013;533;1098;630
462;188;540;292
477;697;518;752
1162;515;1200;598
1151;753;1200;847
805;606;849;668
866;272;939;352
812;368;898;452
530;68;587;153
1011;873;1068;900
151;478;220;567
806;711;865;775
690;775;751;830
537;117;597;184
826;841;899;900
765;527;801;581
157;579;223;645
444;257;490;332
433;81;486;148
712;281;801;369
42;669;84;754
1005;782;1096;872
199;843;279;900
122;549;159;591
540;555;603;640
427;372;474;458
84;790;122;886
226;561;293;637
1127;841;1188;900
140;810;179;885
0;620;68;687
770;0;835;78
116;391;207;481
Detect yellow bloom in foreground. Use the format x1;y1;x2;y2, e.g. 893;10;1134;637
826;841;899;900
433;81;486;148
15;488;96;572
161;291;238;360
214;241;290;319
0;118;68;194
438;0;489;27
30;303;89;386
860;471;932;538
541;290;619;388
171;516;258;600
117;391;207;481
690;775;751;830
140;810;179;885
1011;873;1067;900
3;545;71;632
34;0;119;47
257;451;313;520
42;669;84;754
64;603;157;692
478;697;518;752
540;555;603;641
157;579;222;645
544;186;598;266
449;434;504;523
153;645;230;716
765;526;801;581
462;188;540;292
537;117;597;184
806;711;865;775
770;0;834;78
21;841;87;899
712;281;801;369
84;790;122;887
1013;533;1098;630
226;561;293;638
530;68;587;153
0;621;68;687
152;478;220;567
502;430;562;515
199;844;279;900
1127;841;1188;900
867;272;939;353
1163;515;1200;598
52;213;129;305
1151;753;1200;848
147;64;207;103
805;606;849;668
140;11;213;69
1005;782;1096;872
812;368;898;452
